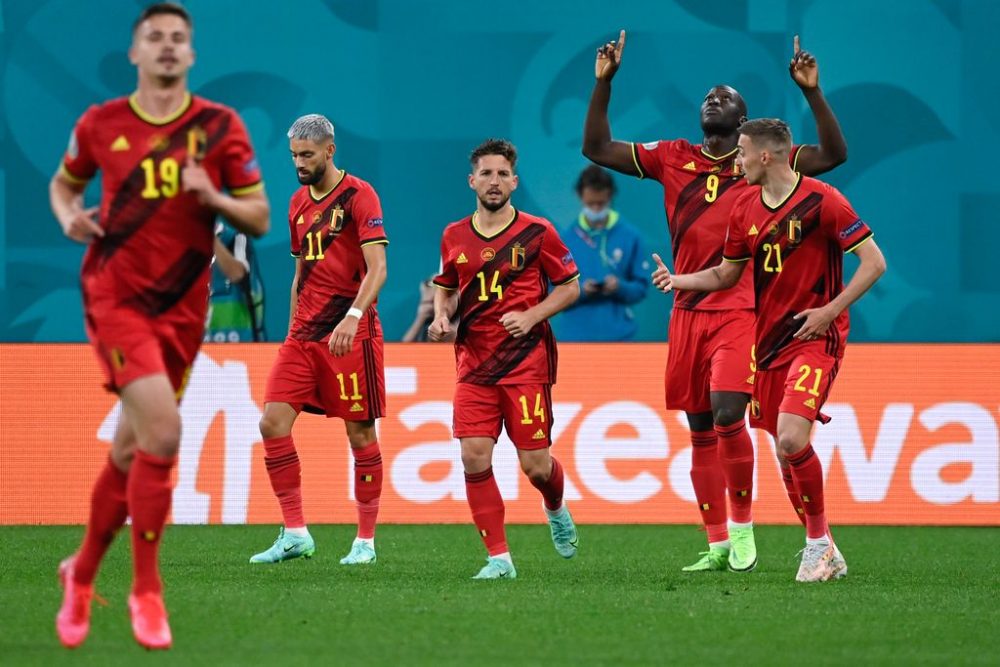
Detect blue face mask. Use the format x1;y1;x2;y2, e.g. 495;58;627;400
581;206;609;225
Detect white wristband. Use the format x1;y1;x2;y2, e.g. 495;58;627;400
346;307;364;320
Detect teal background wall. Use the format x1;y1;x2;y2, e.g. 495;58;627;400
2;0;997;342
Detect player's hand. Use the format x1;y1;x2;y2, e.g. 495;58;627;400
789;35;819;89
651;253;673;293
792;305;835;340
582;279;602;297
427;315;452;342
602;274;619;294
499;310;537;339
329;316;359;357
595;30;626;81
62;206;104;243
182;157;220;207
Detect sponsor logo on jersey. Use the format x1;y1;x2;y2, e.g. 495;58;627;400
532;429;546;440
149;134;170;152
111;135;130;152
642;141;660;150
350;402;364;413
456;252;468;264
481;247;496;261
366;217;383;228
243;157;259;174
510;243;525;270
296;215;305;225
312;211;323;224
67;130;79;159
683;161;697;171
748;224;759;236
804;397;817;409
561;251;574;265
839;219;864;239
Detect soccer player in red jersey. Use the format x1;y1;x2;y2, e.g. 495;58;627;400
652;118;886;581
583;31;848;573
251;114;388;567
428;139;581;579
48;3;269;650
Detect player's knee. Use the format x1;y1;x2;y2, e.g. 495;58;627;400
461;449;490;473
142;418;181;457
111;446;135;471
346;421;376;449
776;433;806;458
520;460;550;485
712;406;746;428
259;412;290;439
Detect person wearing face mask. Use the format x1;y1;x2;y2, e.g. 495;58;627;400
555;165;649;341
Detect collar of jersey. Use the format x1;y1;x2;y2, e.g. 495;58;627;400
309;169;347;203
700;145;739;161
471;208;518;240
128;92;192;126
760;172;803;212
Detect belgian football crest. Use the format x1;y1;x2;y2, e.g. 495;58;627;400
510;243;525;270
330;205;345;232
187;126;207;161
732;157;743;177
788;218;802;244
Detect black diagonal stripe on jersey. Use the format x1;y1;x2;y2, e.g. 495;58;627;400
297;187;359;293
455;223;548;337
459;329;544;384
543;323;557;384
671;175;742;255
755;310;801;369
826;242;843;357
122;248;209;316
675;251;724;309
292;294;355;342
752;193;824;303
98;108;227;266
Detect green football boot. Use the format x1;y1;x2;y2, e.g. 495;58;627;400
339;538;376;565
249;527;316;564
681;546;730;572
471;557;517;580
728;525;758;572
545;504;579;559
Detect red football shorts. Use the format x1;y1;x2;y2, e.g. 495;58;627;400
665;308;755;413
453;383;553;450
85;305;202;397
264;336;385;420
749;344;841;436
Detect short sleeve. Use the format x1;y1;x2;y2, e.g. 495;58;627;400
60;106;99;185
287;201;301;257
539;224;580;285
432;233;458;290
352;184;388;246
822;187;873;253
220;111;264;196
632;140;667;182
789;144;802;171
723;196;752;262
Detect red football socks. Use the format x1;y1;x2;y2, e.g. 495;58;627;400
465;467;508;555
127;450;176;596
530;456;565;511
715;420;754;524
780;465;807;526
74;456;130;586
262;435;305;528
352;441;383;540
689;430;728;543
787;444;829;539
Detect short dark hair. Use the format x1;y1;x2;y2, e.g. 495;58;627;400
738;118;793;152
133;2;192;34
470;138;517;170
575;164;616;196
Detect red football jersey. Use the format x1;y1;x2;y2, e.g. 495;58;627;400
723;175;873;370
433;209;579;385
62;93;263;323
633;138;802;311
287;171;387;342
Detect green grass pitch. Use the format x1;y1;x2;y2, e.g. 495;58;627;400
2;525;996;665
